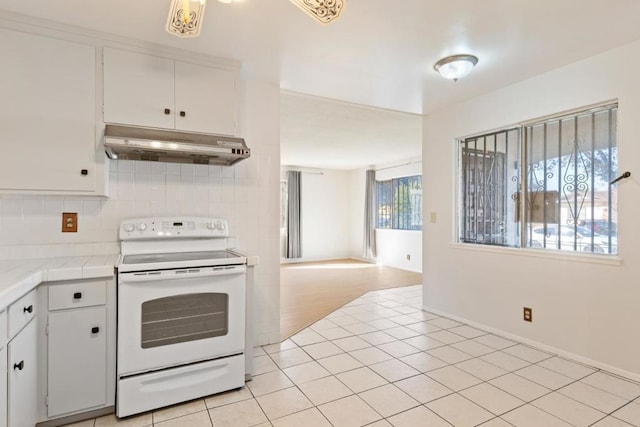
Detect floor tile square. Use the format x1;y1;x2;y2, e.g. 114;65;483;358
427;330;467;344
501;404;572;427
358;384;419;417
478;418;514;427
336;367;389;393
427;345;474;364
384;326;421;340
153;410;212;427
290;330;326;346
532;392;605;426
153;399;207;423
503;344;553;363
332;336;372;352
426;393;493;427
253;355;280;375
481;351;531;372
317;326;353;340
330;315;361;327
515;364;574;389
208;399;268;427
406;321;442;334
370;358;420;382
378;340;421;358
427;317;464;329
395;373;453;403
283;361;331;385
310;319;338;331
269;347;313;369
402;335;446;351
591;417;635;427
449;325;487;339
460;383;524;415
426;366;482;391
451;339;495;356
256;387;313;420
205;387;253;409
302;341;344;359
298;375;353;405
271;408;331;427
558;381;628;413
343;322;378;335
489;373;551;402
582;372;640;400
318;395;382;427
611;401;640;426
349;347;394;365
455;357;508;381
359;331;397;345
387;405;451;427
538;356;597;380
317;353;362;374
472;334;517;350
389;314;420;325
399;352;448;372
367;318;400;330
247;370;294;397
263;339;298;354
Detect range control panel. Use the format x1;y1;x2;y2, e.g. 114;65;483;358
120;217;228;240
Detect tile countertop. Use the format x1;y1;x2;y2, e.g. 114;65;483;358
0;255;118;312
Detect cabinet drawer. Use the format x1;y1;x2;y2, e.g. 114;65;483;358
0;310;6;349
49;280;107;311
8;290;36;340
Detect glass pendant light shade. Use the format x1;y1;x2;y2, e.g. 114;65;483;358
434;54;479;81
167;0;207;38
289;0;346;25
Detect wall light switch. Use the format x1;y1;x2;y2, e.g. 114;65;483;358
430;211;437;224
62;212;78;233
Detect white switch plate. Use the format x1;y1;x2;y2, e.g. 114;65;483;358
429;211;437;223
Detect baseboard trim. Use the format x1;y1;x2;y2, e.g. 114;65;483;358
37;406;114;427
422;305;640;384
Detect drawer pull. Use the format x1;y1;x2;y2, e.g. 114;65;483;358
23;305;33;314
91;327;100;334
180;111;186;117
164;108;171;115
13;361;24;371
73;292;83;300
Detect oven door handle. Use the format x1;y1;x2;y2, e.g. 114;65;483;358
119;265;246;283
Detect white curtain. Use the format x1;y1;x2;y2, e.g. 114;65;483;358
363;169;377;259
286;170;302;259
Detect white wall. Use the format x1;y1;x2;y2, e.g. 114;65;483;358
423;39;640;378
374;161;423;272
348;168;366;260
282;168;351;262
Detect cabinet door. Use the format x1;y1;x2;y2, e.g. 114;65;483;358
48;306;106;418
0;346;6;427
103;48;175;129
0;29;96;192
175;61;238;135
8;320;37;427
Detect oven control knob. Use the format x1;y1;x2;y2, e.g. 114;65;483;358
137;223;147;231
217;221;226;230
124;223;135;232
207;222;215;230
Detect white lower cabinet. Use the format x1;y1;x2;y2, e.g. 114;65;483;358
8;320;37;427
47;306;107;417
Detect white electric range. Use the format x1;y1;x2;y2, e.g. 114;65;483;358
116;217;248;418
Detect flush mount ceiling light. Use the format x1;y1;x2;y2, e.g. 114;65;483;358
434;54;479;81
167;0;207;38
289;0;347;25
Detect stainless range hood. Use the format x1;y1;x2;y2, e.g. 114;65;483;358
104;124;250;166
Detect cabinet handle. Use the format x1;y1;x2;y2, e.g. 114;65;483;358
180;111;186;117
81;169;89;176
23;305;33;314
13;361;24;371
91;327;100;334
164;108;171;115
73;292;82;300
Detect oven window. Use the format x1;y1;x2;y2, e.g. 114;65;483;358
140;293;228;349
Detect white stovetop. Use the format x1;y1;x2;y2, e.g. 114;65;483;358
0;254;118;311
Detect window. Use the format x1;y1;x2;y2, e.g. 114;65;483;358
376;175;423;230
458;103;618;255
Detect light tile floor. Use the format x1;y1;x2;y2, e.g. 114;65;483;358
68;285;640;427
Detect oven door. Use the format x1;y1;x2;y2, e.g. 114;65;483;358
117;265;246;376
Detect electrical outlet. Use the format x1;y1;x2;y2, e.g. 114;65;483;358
62;212;78;233
523;307;533;322
406;254;411;261
430;211;437;223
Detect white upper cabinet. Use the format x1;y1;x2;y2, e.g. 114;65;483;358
0;29;98;193
103;48;239;136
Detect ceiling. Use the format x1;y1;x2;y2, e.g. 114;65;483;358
2;0;640;168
